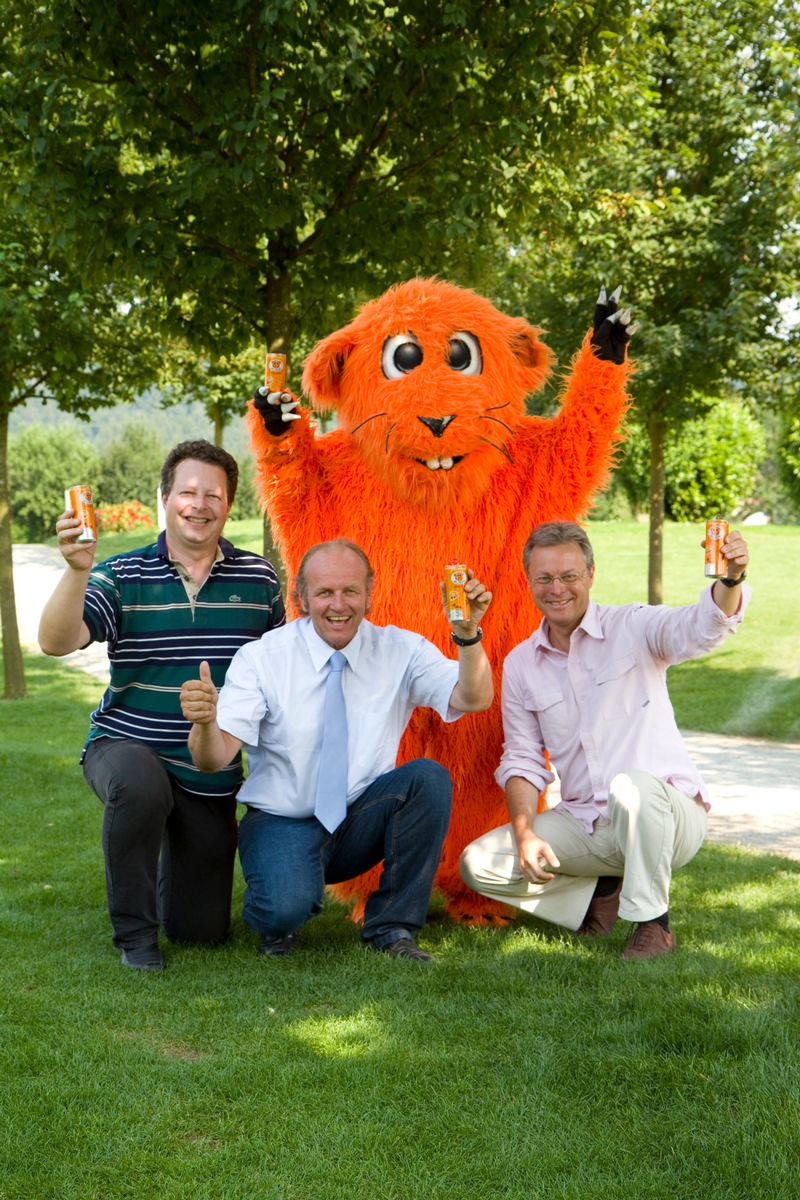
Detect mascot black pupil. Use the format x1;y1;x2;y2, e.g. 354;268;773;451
395;341;424;373
449;339;471;370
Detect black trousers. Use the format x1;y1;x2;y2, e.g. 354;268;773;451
83;738;237;950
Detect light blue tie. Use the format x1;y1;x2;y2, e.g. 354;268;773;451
314;650;349;833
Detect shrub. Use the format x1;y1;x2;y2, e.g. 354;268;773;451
95;500;155;534
97;418;165;506
9;426;100;542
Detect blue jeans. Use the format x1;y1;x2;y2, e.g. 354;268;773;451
237;758;452;949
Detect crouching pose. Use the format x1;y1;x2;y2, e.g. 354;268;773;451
460;520;750;959
182;538;494;962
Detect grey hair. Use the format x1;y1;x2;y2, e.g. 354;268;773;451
522;521;594;574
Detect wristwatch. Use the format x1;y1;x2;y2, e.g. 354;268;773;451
451;627;484;647
719;571;747;588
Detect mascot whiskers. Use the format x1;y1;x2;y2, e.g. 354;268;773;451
248;278;634;922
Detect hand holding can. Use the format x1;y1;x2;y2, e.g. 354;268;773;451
444;562;471;621
704;518;729;578
64;485;98;543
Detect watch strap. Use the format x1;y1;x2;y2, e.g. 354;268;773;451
451;627;484;647
719;570;747;588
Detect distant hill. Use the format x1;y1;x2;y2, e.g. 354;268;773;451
10;388;251;459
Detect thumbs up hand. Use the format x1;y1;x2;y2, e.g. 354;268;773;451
180;660;219;725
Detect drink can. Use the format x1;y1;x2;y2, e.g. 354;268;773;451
65;484;98;543
444;562;470;621
265;352;287;393
704;518;729;578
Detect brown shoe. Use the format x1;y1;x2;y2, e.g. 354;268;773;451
381;937;433;963
621;921;677;960
576;878;622;936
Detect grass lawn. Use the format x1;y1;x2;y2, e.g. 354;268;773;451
1;654;800;1199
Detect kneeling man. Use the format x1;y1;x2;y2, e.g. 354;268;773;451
182;538;493;962
460;520;750;959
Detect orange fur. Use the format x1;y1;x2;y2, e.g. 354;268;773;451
248;278;631;922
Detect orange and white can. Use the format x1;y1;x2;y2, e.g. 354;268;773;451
65;484;98;543
444;562;470;622
265;352;287;393
704;518;729;578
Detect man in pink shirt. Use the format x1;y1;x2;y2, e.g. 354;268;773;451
460;520;751;959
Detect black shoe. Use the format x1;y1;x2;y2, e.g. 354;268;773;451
381;937;433;963
259;932;299;957
120;943;165;971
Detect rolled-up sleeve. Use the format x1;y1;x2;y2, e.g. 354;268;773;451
495;650;555;795
216;643;269;747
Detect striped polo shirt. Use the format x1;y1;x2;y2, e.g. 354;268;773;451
81;531;286;797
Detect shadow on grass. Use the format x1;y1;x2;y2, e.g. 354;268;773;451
670;657;800;740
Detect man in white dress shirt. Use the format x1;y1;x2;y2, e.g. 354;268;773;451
181;537;494;962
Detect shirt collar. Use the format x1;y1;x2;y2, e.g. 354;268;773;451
300;617;365;673
157;529;229;565
532;599;604;654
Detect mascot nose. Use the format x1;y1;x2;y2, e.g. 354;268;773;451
418;414;456;439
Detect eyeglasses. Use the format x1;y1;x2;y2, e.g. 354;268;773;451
530;570;588;587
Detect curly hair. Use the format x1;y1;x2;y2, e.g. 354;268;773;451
160;440;239;504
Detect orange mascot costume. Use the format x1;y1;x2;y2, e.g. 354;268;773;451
248;278;633;922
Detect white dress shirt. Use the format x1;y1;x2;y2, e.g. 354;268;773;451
216;617;461;816
496;585;750;831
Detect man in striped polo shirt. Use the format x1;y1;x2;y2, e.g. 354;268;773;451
39;440;285;971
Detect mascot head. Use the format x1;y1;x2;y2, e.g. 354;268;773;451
302;278;553;510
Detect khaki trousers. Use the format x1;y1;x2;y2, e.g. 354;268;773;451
460;771;708;931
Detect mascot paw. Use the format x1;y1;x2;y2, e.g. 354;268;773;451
446;896;516;927
590;285;638;364
253;385;301;436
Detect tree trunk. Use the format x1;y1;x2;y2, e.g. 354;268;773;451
265;266;293;363
263;265;294;566
0;408;28;699
213;407;225;448
647;413;666;606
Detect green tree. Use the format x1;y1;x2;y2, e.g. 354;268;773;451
0;197;167;698
779;415;800;512
8;426;99;542
97;419;165;507
614;398;767;522
13;0;635;365
498;0;800;599
171;345;266;448
8;0;641;562
228;453;265;523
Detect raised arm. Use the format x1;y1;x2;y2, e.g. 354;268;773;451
533;285;635;515
447;571;494;713
38;510;96;656
710;529;750;618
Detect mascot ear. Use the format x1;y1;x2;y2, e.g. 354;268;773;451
509;323;554;390
302;327;357;413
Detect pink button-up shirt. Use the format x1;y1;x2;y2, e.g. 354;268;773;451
496;585;750;832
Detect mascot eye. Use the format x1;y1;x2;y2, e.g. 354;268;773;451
447;331;482;375
382;334;424;379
